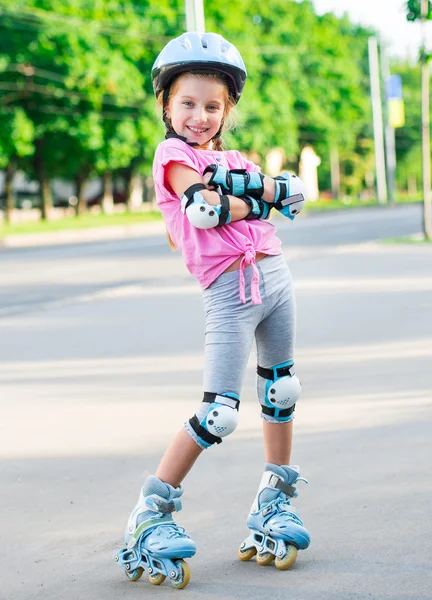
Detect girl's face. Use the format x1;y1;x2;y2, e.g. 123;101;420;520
166;75;227;150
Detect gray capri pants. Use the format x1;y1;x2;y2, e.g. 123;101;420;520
202;253;296;416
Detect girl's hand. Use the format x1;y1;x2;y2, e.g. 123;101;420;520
202;171;216;190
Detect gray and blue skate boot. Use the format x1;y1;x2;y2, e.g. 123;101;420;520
114;475;196;589
238;464;310;569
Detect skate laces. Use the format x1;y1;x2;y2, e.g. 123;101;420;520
156;524;189;539
259;475;308;526
273;497;304;526
143;492;189;541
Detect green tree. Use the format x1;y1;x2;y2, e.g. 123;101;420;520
0;107;35;221
0;0;152;217
406;0;431;21
207;0;374;194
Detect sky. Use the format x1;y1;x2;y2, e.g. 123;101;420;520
312;0;430;59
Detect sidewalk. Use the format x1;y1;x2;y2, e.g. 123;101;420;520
0;219;167;248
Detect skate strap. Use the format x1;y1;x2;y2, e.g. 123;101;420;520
261;404;295;419
189;415;222;445
268;474;296;498
203;392;240;410
145;494;182;514
257;364;293;379
127;515;173;549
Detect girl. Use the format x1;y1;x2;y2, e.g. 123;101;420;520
114;32;309;589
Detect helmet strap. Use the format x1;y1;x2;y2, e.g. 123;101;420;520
211;120;224;141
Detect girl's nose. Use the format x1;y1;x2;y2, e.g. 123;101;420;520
193;106;207;124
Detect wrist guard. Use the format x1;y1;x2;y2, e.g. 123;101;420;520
203;164;264;198
240;195;272;220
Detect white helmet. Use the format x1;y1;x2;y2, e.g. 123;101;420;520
152;32;247;104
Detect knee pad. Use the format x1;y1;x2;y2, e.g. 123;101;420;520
273;173;306;220
188;392;240;448
257;361;301;422
180;183;231;229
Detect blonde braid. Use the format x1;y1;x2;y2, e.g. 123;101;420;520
212;136;224;151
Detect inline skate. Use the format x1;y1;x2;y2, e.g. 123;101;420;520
238;464;310;570
114;475;196;589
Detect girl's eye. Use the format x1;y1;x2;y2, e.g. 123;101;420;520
183;101;193;107
208;105;219;111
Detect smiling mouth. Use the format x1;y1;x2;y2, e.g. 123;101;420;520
187;126;209;134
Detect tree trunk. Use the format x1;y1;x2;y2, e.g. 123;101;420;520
144;177;156;208
125;171;143;211
4;159;17;223
75;174;88;216
330;147;340;199
34;139;52;220
124;169;133;211
408;175;417;197
101;170;114;214
121;158;142;211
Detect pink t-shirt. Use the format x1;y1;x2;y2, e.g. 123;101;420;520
152;138;282;304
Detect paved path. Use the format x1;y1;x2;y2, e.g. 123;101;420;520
1;206;431;599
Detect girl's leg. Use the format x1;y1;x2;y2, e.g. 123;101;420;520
156;268;261;487
239;262;310;561
255;264;297;466
155;428;203;488
116;271;261;585
262;419;293;465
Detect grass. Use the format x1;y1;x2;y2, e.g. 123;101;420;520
0;209;162;238
304;195;421;213
382;233;432;244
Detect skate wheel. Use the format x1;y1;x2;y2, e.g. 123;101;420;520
256;551;274;566
148;572;166;585
170;559;191;589
125;567;144;581
275;545;297;570
237;545;257;561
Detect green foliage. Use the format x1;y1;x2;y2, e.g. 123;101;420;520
392;61;422;166
406;0;432;21
206;0;375;191
0;107;35;167
0;0;425;213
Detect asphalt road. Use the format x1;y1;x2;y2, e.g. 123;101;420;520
1;204;431;600
0;204;424;316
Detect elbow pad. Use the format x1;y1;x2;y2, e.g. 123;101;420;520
273;173;306;220
203;164;264;198
180;183;231;229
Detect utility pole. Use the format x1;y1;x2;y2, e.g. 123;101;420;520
368;37;388;204
381;47;397;205
421;0;431;239
185;0;205;32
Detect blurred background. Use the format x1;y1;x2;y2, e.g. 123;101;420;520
1;4;432;598
0;0;430;233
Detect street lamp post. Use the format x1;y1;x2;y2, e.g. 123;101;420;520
421;0;431;239
185;0;205;32
368;37;388;205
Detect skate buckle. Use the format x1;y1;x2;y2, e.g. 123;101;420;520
262;504;274;517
